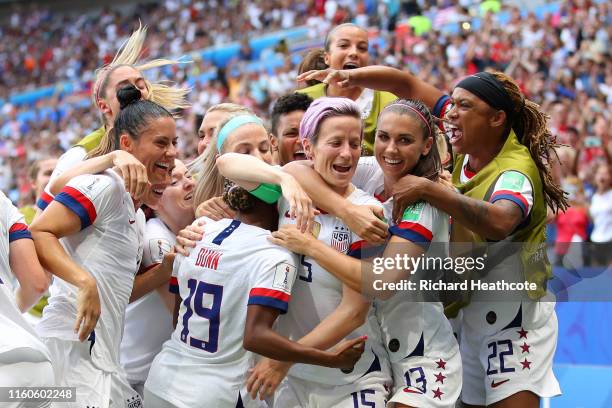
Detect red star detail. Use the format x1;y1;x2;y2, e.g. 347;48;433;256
517;327;528;339
432;387;444;400
520;342;531;353
521;358;532;370
435;358;447;369
434;372;446;384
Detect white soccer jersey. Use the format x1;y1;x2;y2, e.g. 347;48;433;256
277;187;389;386
37;145;87;210
37;170;145;372
120;217;174;384
0;191;51;362
146;218;298;408
352;157;464;406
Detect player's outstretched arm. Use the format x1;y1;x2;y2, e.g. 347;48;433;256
243;305;366;367
244;300;368;400
270;224;424;298
297;65;445;112
282;160;388;244
216;152;315;232
30;202;101;342
392;174;524;241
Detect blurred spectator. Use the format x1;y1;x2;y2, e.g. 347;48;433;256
554;176;589;267
589;163;612;266
0;0;609;219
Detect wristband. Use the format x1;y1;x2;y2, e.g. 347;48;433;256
249;183;282;204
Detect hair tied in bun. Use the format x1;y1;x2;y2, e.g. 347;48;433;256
117;84;143;110
223;184;255;212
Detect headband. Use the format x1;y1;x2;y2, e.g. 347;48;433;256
216;115;264;153
384;103;432;137
455;72;514;117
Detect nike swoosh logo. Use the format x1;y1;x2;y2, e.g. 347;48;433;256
129;220;136;224
491;379;510;388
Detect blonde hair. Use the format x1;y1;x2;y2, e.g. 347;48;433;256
191;111;263;210
88;23;191;159
206;103;251;116
187;103;252;176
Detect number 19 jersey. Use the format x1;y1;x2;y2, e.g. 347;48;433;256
145;218;298;408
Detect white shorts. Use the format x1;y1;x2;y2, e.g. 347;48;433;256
0;360;54;408
387;330;462;407
460;303;561;405
44;337;142;408
274;371;391;408
145;345;266;408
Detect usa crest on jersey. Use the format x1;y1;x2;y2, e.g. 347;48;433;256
331;227;350;253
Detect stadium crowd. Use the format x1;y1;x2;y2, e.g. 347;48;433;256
0;0;611;407
0;0;611;246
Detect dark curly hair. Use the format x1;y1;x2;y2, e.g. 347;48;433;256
223;182;256;212
270;93;313;136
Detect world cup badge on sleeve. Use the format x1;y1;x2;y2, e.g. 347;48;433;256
273;262;297;292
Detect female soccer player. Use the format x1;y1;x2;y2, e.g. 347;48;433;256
190;111;314;232
144;182;365;408
297;24;397;153
267;99;462;407
216;98;392;407
392;72;565;408
0;191;54;407
37;23;189;213
120;159;195;397
299;67;566;407
30;86;177;408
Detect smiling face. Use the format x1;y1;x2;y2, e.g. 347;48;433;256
375;112;432;181
198;110;230;155
121;116;177;193
324;25;369;71
222;123;273;164
272;110;307;165
100;66;148;123
445;87;501;155
303;115;362;195
158;159;195;217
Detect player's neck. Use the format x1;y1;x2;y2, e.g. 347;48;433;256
160;211;194;235
235;203;278;231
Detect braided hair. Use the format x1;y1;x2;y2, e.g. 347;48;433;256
490;72;568;213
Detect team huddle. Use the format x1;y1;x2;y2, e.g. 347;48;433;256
1;23;567;408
